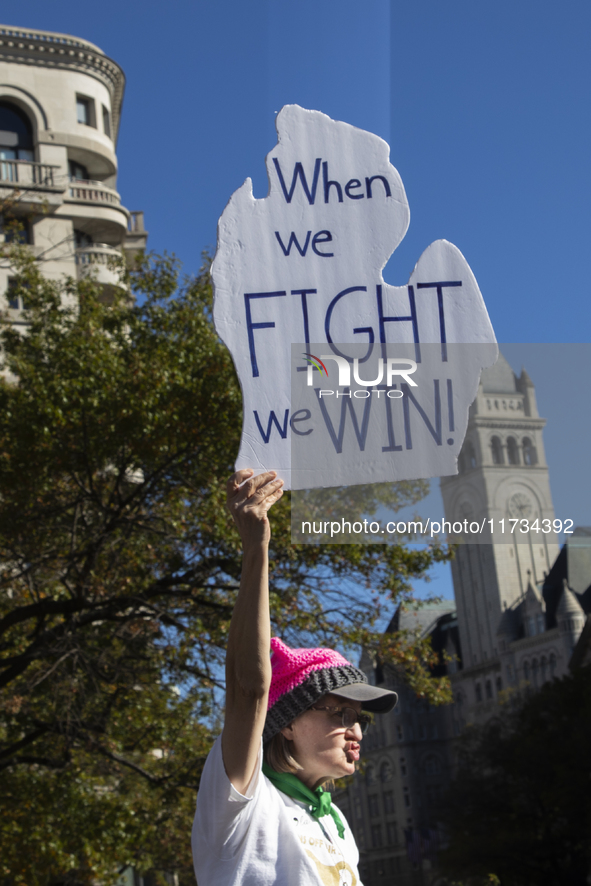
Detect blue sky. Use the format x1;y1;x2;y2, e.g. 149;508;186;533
6;0;590;600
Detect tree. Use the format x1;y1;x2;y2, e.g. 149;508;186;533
439;666;591;886
0;240;451;885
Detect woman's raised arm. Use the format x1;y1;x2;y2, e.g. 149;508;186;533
221;469;284;794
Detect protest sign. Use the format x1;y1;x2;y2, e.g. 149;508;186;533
212;105;497;489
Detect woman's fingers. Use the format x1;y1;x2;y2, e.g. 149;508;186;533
226;468;254;497
227;470;278;503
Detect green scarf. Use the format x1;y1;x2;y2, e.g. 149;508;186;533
262;762;345;839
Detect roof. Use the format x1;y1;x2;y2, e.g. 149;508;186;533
556;581;585;618
386;601;456;638
542;530;591;626
480;353;518;394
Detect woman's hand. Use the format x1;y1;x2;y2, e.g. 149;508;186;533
226;469;284;548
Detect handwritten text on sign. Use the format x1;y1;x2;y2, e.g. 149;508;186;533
212;105;497;489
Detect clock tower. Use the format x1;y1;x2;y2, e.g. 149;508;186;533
440;354;560;669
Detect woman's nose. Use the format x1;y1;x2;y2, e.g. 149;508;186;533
346;721;363;740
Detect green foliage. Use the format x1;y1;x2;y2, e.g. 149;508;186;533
0;243;451;884
440;666;591;886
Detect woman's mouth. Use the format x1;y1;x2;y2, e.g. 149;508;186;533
346;743;360;763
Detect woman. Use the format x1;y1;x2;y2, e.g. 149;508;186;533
192;470;397;885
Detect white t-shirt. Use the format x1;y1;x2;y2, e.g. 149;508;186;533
192;736;363;886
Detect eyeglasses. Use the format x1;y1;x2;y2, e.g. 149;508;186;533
311;705;373;735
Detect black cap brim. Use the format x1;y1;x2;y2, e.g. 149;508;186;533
332;683;398;714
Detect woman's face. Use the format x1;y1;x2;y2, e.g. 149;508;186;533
280;693;364;790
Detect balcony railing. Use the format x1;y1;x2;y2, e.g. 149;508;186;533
75;243;123;266
68;178;122;206
75;244;124;288
0;159;61;189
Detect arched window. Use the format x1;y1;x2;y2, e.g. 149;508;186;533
507;437;520;465
523;661;530;682
464;441;477;469
0;102;34;181
380;760;393;783
491;436;504;465
541;657;548;682
496;676;503;692
536;613;545;634
475;683;482;703
549;653;557;677
532;659;539;686
528;616;536;637
485;680;492;699
424;755;442;775
522;437;538;466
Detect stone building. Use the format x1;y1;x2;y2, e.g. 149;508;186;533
441;354;589;727
336;355;590;886
0;24;146;312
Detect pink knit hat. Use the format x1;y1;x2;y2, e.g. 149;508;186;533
263;637;397;743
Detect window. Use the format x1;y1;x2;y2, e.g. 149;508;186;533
523;661;530;682
365;765;376;786
386;822;397;844
549;653;556;677
532;659;539;686
485;680;492;699
69;160;89;182
384;791;395;814
424;755;442;775
522;437;537;465
74;229;93;248
76;95;95;127
528;615;537;637
368;794;379;818
6;278;19;310
400;757;407;777
102;105;111;138
396;725;403;741
0;102;34;178
371;824;382;848
380;760;393;783
403;786;411;808
0;215;29;243
507;436;520;465
464;440;477;468
541;657;548;683
491;436;504;464
537;613;545;634
475;683;482;703
496;676;503;692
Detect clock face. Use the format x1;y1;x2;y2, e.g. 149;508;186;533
508;492;534;518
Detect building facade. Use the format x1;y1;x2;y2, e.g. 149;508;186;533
0;24;146;314
441;354;588;727
337;355;590;886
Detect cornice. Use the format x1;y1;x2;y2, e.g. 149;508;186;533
472;417;547;431
0;26;125;143
506;627;560;654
